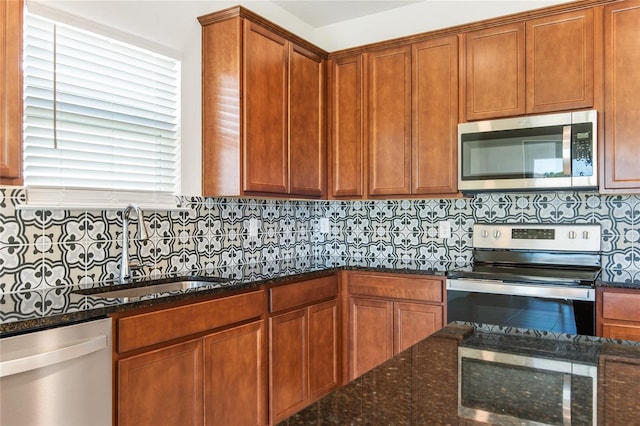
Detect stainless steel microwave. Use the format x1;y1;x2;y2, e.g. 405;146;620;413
458;110;598;192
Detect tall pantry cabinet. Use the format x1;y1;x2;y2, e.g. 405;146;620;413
199;7;326;198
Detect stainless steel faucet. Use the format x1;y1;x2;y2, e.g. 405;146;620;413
120;204;150;284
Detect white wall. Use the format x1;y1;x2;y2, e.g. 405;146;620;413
30;0;570;196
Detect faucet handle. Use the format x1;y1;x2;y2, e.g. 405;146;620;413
128;260;152;270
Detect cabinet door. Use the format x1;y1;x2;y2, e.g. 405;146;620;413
465;22;525;120
118;339;203;426
269;308;307;423
308;299;340;399
526;9;594;113
600;358;640;424
0;0;22;185
603;1;640;191
412;36;458;195
348;297;393;380
329;55;364;198
367;46;411;196
203;321;265;426
243;21;288;194
394;302;443;354
289;44;325;197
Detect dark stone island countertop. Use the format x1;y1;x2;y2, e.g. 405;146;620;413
278;323;640;426
2;254;639;336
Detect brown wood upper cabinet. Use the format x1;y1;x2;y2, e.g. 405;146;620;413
464;8;595;121
328;54;365;198
200;8;326;198
602;0;640;193
0;0;23;185
329;35;458;199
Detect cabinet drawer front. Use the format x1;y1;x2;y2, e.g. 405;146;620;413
269;275;338;313
603;291;640;322
117;290;264;353
348;273;443;302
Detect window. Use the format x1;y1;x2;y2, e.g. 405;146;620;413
22;10;181;205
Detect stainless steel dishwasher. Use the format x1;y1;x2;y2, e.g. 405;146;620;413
0;317;112;426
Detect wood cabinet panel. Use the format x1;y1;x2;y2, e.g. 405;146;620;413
0;0;23;185
201;17;242;196
203;321;265;426
602;324;640;341
599;288;640;342
348;273;443;303
367;46;412;196
465;23;525;120
394;302;443;354
600;357;640;424
308;299;339;399
269;308;307;422
289;44;325;197
602;291;640;322
269;275;338;312
243;21;289;194
603;1;640;191
526;9;594;113
117;291;264;353
118;339;203;426
412;36;458;195
348;297;393;380
328;54;364;198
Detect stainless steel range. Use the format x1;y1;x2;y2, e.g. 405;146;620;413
447;223;601;335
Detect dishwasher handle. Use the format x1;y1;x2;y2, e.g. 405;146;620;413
0;335;108;378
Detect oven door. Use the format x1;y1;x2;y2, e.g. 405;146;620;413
446;279;595;335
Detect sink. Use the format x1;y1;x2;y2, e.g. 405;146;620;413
79;279;225;301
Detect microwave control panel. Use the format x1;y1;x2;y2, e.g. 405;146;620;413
571;122;594;177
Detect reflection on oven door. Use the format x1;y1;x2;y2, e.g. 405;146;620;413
447;292;589;334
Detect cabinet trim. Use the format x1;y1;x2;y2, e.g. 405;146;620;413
0;0;23;184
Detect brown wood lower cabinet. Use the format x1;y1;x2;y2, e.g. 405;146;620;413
347;272;445;380
118;339;203;426
268;276;340;424
597;287;640;341
204;321;265;426
114;291;266;426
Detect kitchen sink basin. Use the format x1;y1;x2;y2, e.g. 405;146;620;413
80;279;225;301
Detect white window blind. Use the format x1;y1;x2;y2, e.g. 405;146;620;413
22;11;181;198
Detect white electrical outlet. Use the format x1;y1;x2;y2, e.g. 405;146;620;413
249;218;259;238
438;220;451;239
320;217;330;233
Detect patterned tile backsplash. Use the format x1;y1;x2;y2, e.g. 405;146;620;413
1;187;640;296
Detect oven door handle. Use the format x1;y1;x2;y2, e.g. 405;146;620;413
446;279;595;301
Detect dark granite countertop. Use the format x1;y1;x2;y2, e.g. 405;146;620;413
0;256;452;335
2;253;638;336
279;323;640;426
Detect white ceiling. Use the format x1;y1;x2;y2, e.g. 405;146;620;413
272;1;424;28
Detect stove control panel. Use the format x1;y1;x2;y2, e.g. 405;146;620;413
473;223;601;252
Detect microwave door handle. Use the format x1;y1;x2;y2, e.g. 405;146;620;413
562;125;572;176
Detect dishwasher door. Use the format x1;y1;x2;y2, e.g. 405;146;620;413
0;317;112;426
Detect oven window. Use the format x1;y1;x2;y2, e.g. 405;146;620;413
461;358;566;425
